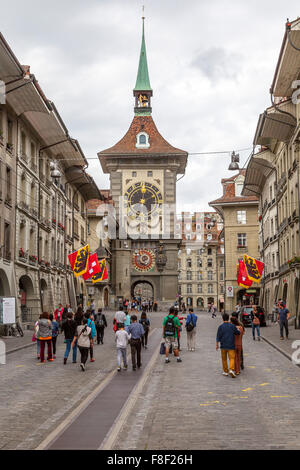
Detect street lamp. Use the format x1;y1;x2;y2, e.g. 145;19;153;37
228;151;240;171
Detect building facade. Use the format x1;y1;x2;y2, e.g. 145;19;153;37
0;33;100;325
243;18;300;323
178;212;225;311
98;19;187;308
210;171;260;313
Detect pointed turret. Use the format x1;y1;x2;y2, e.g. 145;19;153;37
133;15;153;116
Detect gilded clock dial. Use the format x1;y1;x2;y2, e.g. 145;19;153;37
125;181;163;217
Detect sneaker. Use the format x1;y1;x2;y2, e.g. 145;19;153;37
63;358;67;364
253;337;255;340
257;337;260;341
72;361;77;364
165;358;170;363
222;372;229;376
123;365;128;370
280;337;284;340
48;358;54;362
137;364;142;368
117;367;121;372
177;357;182;363
192;348;195;351
41;360;46;363
145;345;147;349
229;370;236;378
90;358;95;362
80;363;85;371
37;356;40;360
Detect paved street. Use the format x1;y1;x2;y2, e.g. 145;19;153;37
1;311;300;450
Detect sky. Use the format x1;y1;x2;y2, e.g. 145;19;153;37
1;0;300;213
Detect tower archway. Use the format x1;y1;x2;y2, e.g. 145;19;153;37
131;280;154;301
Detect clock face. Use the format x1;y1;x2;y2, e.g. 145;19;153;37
125;181;163;219
133;249;155;271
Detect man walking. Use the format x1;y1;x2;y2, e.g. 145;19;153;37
216;313;240;378
95;308;107;344
277;302;290;340
185;307;197;351
114;306;126;330
162;306;182;364
126;315;145;370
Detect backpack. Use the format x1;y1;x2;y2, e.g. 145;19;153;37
186;314;194;332
164;315;176;337
140;318;149;332
96;313;104;327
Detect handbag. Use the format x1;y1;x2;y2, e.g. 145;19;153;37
186;314;194;332
160;342;166;355
32;333;36;342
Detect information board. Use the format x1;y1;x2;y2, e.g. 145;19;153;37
0;297;16;324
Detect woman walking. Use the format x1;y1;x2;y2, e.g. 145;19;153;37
72;318;93;371
34;314;42;360
61;312;77;364
49;313;59;359
139;311;150;349
231;316;244;375
185;308;198;351
251;306;261;341
37;312;53;363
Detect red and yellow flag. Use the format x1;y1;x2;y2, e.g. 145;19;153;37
68;245;90;277
237;260;252;288
91;259;108;283
82;253;101;280
243;254;264;283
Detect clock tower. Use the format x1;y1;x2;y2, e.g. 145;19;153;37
98;16;188;308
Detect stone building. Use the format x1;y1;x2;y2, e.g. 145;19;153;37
98;18;188;308
177;212;225;311
0;32;100;323
210;171;260;313
243;18;300;322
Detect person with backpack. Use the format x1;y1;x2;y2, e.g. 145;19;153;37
250;305;261;341
37;312;54;363
72;317;93;371
49;313;59;359
95;308;107;344
85;311;97;361
173;308;184;351
216;313;241;378
185;307;198;351
162;306;182;364
139;312;150;349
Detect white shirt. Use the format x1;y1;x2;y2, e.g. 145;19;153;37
115;329;131;348
115;311;126;323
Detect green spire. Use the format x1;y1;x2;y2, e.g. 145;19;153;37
134;17;152;91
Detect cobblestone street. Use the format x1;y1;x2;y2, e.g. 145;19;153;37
1;311;300;450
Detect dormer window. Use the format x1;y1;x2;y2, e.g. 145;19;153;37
136;132;150;149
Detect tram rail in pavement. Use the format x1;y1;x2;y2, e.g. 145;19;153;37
37;328;162;450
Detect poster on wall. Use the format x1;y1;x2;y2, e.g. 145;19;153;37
226;286;234;298
0;297;16;324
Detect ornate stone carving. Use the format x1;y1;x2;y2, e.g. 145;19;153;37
155;243;167;272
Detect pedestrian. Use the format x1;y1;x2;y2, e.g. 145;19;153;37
126;315;145;370
231;312;245;370
173;308;183;351
37;312;53;363
54;303;64;322
85;311;97;362
210;303;217;318
139;312;150;349
72;318;93;371
277;302;290;340
153;301;158;312
115;325;131;371
231;316;244;375
185;307;197;351
124;310;131;328
216;313;241;378
251;306;261;341
49;313;59;359
162;306;182;364
94;308;107;344
61;312;77;364
34;314;42;360
182;302;186;314
114;306;126;330
90;300;96;315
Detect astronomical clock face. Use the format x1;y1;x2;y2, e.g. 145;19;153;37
125;182;163;220
132;249;155;272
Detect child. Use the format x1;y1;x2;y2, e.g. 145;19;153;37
115;326;131;371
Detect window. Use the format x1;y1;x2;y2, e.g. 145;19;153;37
136;132;150;148
139;134;146;144
220;284;224;294
132;171;137;177
207;233;212;241
220;259;224;268
187;271;192;280
237;210;246;224
187;284;192;294
207;248;212;255
235;183;243;196
147;171;153;177
197;271;202;280
220;272;224;281
6;166;11;203
4;222;10;260
237;233;247;247
197;284;202;293
197;258;202;268
207;258;213;267
187;258;192;268
208;271;213;280
208;284;213;294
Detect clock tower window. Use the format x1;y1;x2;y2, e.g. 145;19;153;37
136;131;150;149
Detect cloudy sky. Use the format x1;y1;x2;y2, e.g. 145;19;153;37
1;0;300;212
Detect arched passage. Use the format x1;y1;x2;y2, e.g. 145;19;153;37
19;275;35;321
0;269;11;296
131;280;154;301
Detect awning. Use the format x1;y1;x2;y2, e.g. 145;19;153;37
242;150;275;197
64;166;101;201
0;32;24;82
6;78;50;115
253;110;296;147
272;19;300;98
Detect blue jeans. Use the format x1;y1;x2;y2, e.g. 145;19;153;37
252;324;260;338
37;339;40;356
64;339;77;361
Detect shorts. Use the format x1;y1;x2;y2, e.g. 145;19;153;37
164;336;178;350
